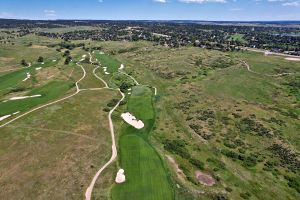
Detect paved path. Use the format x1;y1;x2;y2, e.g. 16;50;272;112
85;52;125;200
242;47;300;58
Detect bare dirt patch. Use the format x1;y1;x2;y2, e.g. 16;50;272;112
0;57;15;61
30;45;49;49
285;57;300;61
35;67;64;84
195;171;216;186
166;155;186;181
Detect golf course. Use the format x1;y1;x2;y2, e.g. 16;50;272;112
0;26;299;200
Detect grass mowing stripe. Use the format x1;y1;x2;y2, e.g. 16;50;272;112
112;85;174;200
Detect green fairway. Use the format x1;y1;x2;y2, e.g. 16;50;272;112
112;85;174;200
0;58;59;93
0;68;29;91
94;51;121;73
0;80;74;116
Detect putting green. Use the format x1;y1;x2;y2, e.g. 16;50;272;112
112;85;174;200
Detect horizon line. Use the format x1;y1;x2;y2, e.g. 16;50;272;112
0;18;300;22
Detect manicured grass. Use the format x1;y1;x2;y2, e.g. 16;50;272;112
0;68;29;91
112;85;174;200
0;59;59;92
0;80;74;116
94;51;121;73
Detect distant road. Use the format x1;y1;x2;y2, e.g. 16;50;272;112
242;47;300;58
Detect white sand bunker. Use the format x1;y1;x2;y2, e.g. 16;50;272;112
22;72;31;81
9;94;42;101
99;51;104;55
285;57;300;61
35;67;42;70
115;169;126;184
0;111;20;122
80;55;87;61
121;112;144;129
0;114;11;122
119;64;124;70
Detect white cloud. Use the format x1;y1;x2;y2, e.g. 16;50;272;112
154;0;167;3
44;10;56;17
267;0;300;6
179;0;227;3
98;0;104;3
282;1;300;6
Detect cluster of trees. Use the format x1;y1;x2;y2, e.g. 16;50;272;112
238;117;273;137
1;19;299;53
221;149;258;168
163;139;204;169
269;143;300;173
33;21;300;54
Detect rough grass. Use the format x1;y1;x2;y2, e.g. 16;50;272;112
0;90;115;199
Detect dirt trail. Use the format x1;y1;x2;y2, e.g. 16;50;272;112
242;61;293;77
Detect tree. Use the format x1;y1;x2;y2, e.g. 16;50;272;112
63;50;70;57
37;56;44;63
64;56;72;65
21;59;27;66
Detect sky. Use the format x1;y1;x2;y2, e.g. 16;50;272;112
0;0;299;21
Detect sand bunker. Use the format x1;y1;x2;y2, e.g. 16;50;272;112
119;64;124;70
0;114;11;122
285;57;300;61
105;72;110;75
115;169;126;183
30;45;48;49
195;171;216;186
80;55;87;61
0;111;20;122
9;94;42;101
121;112;144;129
22;72;31;81
35;67;42;70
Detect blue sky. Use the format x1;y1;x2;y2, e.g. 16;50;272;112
0;0;299;21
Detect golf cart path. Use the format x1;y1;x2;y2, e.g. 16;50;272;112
242;61;293;77
85;52;126;200
0;61;87;128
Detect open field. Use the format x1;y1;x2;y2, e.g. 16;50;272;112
94;41;300;200
0;31;299;200
0;90;116;199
